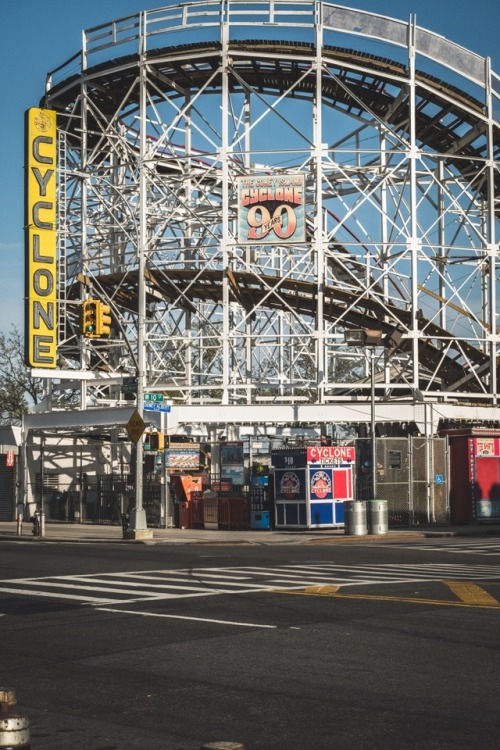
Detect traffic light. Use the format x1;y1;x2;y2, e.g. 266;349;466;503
96;302;112;336
81;299;99;338
144;432;164;451
150;432;164;451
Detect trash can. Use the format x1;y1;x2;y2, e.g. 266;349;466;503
367;499;388;534
344;500;367;536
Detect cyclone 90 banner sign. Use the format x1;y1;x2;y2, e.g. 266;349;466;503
237;173;306;244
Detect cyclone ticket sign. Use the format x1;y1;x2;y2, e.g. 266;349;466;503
309;469;333;501
237;173;306;244
274;468;306;501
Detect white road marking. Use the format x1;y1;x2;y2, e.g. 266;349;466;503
0;562;499;605
97;607;277;628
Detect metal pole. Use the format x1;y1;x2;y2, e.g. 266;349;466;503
160;410;166;528
129;15;148;534
370;348;376;500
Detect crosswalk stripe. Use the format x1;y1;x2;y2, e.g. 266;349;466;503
0;585;113;603
1;562;499;605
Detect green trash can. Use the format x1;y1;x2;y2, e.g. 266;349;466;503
344;500;368;536
367;499;388;534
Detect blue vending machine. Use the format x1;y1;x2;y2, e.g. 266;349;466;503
250;473;271;529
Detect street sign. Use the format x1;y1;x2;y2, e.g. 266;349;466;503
126;410;146;442
143;403;171;413
144;393;165;402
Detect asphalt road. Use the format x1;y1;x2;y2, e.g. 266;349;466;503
0;537;499;749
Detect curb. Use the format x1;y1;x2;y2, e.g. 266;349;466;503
1;527;500;545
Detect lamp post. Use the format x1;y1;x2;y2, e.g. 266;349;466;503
369;345;376;500
344;328;383;500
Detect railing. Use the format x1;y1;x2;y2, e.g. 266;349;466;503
45;0;494;94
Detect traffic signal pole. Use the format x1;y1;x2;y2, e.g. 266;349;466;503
127;51;153;540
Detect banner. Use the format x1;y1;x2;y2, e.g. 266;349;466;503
237;173;305;244
25;108;57;368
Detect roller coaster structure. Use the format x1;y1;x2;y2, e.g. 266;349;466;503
31;0;500;437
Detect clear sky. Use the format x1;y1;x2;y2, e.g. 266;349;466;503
1;0;499;336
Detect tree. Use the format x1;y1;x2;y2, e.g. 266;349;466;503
0;326;44;425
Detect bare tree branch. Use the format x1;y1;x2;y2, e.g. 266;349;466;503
0;326;44;425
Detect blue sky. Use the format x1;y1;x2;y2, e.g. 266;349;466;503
1;0;499;337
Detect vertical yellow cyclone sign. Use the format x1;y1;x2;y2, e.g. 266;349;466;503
25;108;57;368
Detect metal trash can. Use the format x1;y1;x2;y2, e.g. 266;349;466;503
344;500;367;536
367;499;388;535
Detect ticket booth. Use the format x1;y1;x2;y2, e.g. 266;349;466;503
440;428;500;524
271;445;356;529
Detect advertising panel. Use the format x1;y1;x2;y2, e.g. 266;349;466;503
309;468;333;500
165;443;200;469
220;442;244;486
237;173;305;244
274;468;306;501
470;438;500;520
25;108;58;368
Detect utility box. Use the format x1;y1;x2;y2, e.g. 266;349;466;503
271;445;356;529
439;428;500;524
171;475;203;528
250;511;271;530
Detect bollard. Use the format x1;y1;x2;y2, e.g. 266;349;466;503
0;688;30;749
16;516;23;537
200;743;245;750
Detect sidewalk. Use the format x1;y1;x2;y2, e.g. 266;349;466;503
1;520;500;545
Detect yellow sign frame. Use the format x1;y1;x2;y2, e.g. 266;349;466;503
25;108;58;368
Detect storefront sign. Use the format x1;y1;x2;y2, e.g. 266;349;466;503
25;108;58;368
307;445;355;464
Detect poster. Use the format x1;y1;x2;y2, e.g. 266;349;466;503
237;173;305;244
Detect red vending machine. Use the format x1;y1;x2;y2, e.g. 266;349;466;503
441;428;500;524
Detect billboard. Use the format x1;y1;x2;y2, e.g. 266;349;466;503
165;443;200;469
237;173;305;244
25;108;58;368
220;442;244;486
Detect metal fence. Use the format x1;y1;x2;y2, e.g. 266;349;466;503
25;435;448;529
371;436;449;525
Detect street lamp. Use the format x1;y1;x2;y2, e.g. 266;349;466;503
344;328;383;500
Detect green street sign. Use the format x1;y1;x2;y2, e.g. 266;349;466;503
144;393;164;403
